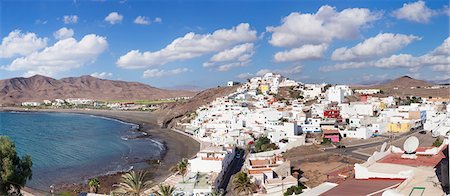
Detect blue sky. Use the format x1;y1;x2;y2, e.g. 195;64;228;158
1;0;449;88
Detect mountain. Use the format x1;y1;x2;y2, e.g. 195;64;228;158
353;76;449;98
166;85;205;92
372;76;432;88
0;75;196;104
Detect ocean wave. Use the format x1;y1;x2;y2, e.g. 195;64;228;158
87;114;139;128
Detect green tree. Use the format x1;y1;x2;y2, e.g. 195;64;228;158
155;184;175;196
0;136;33;195
88;178;100;193
112;171;152;196
284;185;306;196
171;158;189;182
433;137;443;147
232;172;255;195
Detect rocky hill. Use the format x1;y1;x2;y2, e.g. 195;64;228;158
156;85;240;128
0;75;195;104
372;76;432;88
353;76;449;98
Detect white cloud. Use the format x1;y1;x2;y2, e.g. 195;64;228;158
393;1;436;23
0;30;48;58
154;17;162;23
217;61;251;72
320;62;367;72
274;44;327;62
142;68;189;78
255;65;303;76
373;54;419;68
53;27;74;40
117;23;257;69
105;12;123;24
91;72;113;79
331;33;421;61
203;43;255;71
134;16;150;25
63;15;78;24
2;34;108;77
431;64;450;72
267;5;381;47
35;19;48;25
236;72;254;79
321;36;450;72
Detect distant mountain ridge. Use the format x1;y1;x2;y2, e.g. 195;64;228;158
353;76;449;98
0;75;196;104
373;76;433;88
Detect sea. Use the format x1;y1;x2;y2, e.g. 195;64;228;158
0;111;165;191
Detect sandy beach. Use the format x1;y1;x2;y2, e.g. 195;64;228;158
0;107;200;195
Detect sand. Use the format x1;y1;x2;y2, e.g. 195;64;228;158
0;107;200;195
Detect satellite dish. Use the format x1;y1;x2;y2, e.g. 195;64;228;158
403;136;419;154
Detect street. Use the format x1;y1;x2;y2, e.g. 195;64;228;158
326;128;422;160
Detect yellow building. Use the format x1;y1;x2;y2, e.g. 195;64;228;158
387;122;411;133
259;84;269;93
379;102;386;110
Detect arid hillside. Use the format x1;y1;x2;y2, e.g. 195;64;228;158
0;75;196;104
156;85;240;128
353;76;449;98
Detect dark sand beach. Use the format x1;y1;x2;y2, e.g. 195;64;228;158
0;107;200;195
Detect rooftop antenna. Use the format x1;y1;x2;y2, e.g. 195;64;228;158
401;136;419;159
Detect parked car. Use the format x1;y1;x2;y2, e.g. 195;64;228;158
419;130;426;134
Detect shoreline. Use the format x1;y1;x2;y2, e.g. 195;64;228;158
0;107;201;195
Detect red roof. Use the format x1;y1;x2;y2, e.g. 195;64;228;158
322;129;340;134
377;145;447;168
322;178;404;196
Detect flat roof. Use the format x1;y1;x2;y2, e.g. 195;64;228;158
377;147;446;168
322;178;404;196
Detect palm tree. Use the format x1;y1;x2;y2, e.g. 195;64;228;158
155;184;175;196
88;178;100;193
112;170;152;196
171;158;189;182
210;189;224;196
232;172;254;195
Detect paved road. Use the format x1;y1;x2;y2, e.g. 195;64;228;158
326;128;422;160
217;148;245;194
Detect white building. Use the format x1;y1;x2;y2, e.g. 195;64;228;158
21;102;41;107
355;89;381;95
326;86;345;103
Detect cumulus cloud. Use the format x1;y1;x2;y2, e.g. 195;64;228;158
331;33;421;61
134;16;150;25
236;72;254;79
154;17;162;23
142;68;189;78
252;65;303;77
2;34;108;77
117;23;257;69
63;15;78;24
0;30;48;58
267;5;381;48
217;61;251;72
91;72;113;79
320;37;450;72
274;44;327;62
392;1;436;23
53;27;74;40
105;12;123;24
203;43;255;71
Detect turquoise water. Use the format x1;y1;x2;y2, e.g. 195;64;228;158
0;111;164;191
